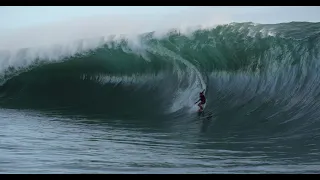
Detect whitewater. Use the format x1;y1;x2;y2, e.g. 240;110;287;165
1;7;320;173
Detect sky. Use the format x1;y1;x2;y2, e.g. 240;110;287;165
0;6;192;30
0;6;320;49
2;6;320;31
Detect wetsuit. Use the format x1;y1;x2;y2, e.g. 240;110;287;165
199;94;206;104
197;93;206;111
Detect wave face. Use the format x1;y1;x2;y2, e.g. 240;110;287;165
1;22;320;138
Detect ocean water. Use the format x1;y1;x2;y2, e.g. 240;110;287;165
1;22;320;173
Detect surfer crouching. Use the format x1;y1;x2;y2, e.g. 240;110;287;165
195;90;206;112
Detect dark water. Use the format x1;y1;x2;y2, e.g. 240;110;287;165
1;22;320;173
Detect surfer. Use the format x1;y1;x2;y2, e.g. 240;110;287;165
195;90;206;112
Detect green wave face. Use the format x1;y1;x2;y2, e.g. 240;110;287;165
0;22;320;136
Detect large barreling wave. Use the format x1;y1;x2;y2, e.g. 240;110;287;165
1;22;320;138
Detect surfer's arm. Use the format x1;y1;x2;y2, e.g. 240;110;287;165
195;99;200;104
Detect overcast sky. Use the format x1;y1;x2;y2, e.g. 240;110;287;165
1;6;319;30
0;6;319;49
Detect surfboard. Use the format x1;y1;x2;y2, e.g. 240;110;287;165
200;112;213;119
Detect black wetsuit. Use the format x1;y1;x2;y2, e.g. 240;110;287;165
199;94;206;104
